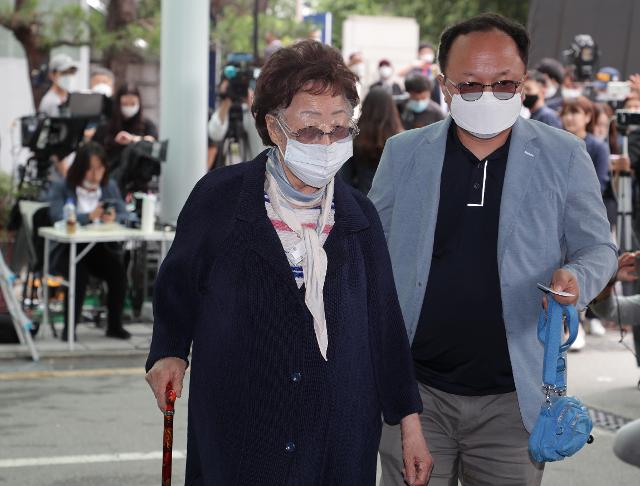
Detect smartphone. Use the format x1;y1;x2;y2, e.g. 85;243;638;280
536;283;576;298
102;200;116;213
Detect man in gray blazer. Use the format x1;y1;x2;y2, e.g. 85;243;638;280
369;14;617;486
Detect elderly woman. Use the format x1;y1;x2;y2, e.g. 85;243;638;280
145;41;431;486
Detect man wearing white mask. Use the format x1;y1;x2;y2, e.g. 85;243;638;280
39;53;78;117
89;66;115;98
371;14;617;486
371;59;404;97
145;40;432;486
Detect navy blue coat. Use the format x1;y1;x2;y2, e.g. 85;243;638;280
146;153;421;485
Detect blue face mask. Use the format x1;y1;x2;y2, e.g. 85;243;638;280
407;99;429;113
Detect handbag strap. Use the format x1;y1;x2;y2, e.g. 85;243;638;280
537;299;579;391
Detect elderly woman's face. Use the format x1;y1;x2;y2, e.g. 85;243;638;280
268;88;353;150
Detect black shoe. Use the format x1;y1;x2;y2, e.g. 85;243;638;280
105;327;131;339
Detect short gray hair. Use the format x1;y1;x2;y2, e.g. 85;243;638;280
90;66;115;81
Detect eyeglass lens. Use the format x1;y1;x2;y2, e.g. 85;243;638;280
457;80;519;101
294;125;353;144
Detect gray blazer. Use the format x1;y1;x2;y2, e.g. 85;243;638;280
369;116;618;431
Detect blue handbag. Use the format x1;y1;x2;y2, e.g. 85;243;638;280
528;299;594;463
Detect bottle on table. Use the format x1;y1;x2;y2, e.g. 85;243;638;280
63;198;77;235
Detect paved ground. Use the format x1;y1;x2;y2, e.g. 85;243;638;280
1;326;639;485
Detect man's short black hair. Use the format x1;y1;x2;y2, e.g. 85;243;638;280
527;69;547;86
437;13;530;75
404;74;432;94
535;58;565;85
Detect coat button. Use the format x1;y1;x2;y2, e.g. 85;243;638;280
285;441;296;453
291;371;302;383
473;182;481;190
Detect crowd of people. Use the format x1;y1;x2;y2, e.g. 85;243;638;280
332;38;640;352
31;12;640;485
35;54;159;341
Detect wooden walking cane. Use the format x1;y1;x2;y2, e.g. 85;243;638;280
162;383;177;486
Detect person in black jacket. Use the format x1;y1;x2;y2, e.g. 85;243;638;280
94;83;158;169
145;40;431;486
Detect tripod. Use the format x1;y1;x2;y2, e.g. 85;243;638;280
615;134;636;252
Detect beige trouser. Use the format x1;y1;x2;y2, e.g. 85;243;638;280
379;383;544;486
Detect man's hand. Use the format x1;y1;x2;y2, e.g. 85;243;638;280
542;268;580;309
611;155;631;173
145;357;188;411
400;413;433;486
629;74;640;96
617;252;638;283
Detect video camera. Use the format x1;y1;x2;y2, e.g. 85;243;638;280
564;34;600;82
616;110;640;134
19;92;110;183
113;139;168;194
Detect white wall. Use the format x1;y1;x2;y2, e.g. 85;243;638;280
0;0;89;177
0;57;34;175
342;15;419;94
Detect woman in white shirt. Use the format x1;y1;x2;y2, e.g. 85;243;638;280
48;142;130;341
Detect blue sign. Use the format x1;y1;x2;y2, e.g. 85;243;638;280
303;12;333;46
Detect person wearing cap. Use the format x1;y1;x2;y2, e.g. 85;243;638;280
371;60;404;97
39;53;78;117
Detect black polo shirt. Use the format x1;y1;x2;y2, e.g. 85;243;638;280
411;122;515;396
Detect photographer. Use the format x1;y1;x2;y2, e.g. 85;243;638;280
208;76;264;167
47;142;130;341
94;83;157;169
39;54;78;117
590;252;640;469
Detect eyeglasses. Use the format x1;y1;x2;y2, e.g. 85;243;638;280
276;115;359;144
445;77;525;102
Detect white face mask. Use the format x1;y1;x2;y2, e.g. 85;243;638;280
448;91;522;139
57;74;74;92
544;84;558;99
82;179;100;191
351;63;365;79
562;88;582;100
92;83;113;98
379;66;393;80
420;52;435;64
121;103;140;119
277;121;353;188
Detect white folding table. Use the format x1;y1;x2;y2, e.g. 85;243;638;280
39;224;175;351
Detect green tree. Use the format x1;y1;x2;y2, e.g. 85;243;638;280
212;0;311;62
0;0;161;107
313;0;529;50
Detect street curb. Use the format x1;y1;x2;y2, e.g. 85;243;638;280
0;347;150;361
